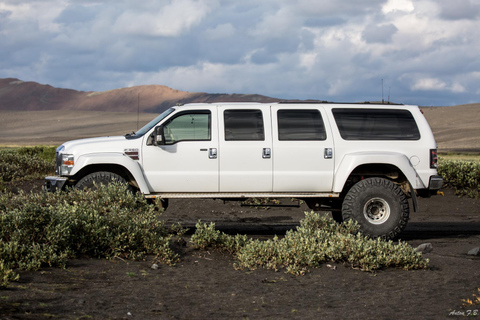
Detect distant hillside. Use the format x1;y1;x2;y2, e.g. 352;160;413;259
0;78;280;113
421;103;480;153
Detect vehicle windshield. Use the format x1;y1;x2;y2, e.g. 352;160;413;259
128;108;175;138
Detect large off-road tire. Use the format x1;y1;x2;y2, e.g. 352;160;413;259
75;171;131;191
341;177;409;240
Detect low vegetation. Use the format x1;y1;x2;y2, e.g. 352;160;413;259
191;212;428;275
0;147;479;286
0;183;183;287
438;157;480;198
0;146;55;191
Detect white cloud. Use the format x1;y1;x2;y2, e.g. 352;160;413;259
382;0;414;14
0;1;66;32
0;0;479;106
451;83;466;93
113;0;217;37
437;0;480;20
408;76;466;93
299;52;317;69
362;23;398;43
411;77;447;91
203;23;235;40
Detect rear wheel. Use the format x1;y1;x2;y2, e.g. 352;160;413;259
341;177;409;240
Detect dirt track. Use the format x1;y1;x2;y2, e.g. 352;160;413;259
1;183;479;319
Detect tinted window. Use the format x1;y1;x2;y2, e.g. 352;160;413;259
332;108;420;140
224;110;265;141
277;109;326;141
163;112;210;144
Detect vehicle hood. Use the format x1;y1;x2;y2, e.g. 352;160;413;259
60;136;139;155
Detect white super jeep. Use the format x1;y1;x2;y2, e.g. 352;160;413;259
45;102;443;240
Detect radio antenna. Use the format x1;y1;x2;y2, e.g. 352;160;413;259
137;93;140;130
382;79;384;104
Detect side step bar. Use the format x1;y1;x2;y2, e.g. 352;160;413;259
145;192;340;199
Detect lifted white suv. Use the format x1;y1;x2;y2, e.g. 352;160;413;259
45;102;442;240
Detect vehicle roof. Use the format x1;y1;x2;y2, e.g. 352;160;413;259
175;101;417;109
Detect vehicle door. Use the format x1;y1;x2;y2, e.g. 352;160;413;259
271;105;334;192
141;108;218;192
218;105;273;192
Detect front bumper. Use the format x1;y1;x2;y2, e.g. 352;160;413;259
44;176;68;192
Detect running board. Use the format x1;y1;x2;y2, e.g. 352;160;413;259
145;192;340;199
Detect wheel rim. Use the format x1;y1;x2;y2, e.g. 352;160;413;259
363;197;390;225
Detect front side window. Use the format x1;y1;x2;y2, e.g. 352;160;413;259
277;109;326;140
163;112;211;144
224;110;265;141
332;108;420;140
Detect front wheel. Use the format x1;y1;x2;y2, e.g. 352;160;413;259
75;171;131;191
341;178;409;240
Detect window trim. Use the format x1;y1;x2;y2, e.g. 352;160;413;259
224;109;265;141
277;109;327;141
332;108;421;141
162;110;211;145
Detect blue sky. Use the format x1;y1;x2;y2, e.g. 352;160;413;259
1;0;480;106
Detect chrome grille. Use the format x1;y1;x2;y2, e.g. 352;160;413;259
55;152;62;175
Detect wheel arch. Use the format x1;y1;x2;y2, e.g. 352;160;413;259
333;152;422;194
69;153;150;193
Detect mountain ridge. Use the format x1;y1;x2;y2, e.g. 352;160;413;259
0;78;281;113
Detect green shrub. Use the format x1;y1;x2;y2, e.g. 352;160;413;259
0;257;19;287
191;212;428;275
191;221;250;254
438;158;480;198
0;184;183;287
17;146;56;163
0;148;54;182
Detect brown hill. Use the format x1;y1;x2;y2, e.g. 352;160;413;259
421;104;480;153
0;78;280;113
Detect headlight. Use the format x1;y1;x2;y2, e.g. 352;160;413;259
60;154;74;175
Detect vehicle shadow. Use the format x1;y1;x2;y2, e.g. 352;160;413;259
177;221;480;240
399;221;480;240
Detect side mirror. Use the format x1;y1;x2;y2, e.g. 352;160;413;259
154;126;165;146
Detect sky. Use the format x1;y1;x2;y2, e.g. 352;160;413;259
1;0;480;106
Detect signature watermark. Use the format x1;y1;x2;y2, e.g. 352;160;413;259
449;309;479;317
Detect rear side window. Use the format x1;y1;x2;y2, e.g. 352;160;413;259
224;110;265;141
332;108;420;140
277;109;326;140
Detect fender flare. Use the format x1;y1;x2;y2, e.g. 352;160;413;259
70;153;151;194
332;152;424;193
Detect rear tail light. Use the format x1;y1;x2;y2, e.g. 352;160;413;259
430;149;438;169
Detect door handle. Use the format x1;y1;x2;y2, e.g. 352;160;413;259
209;148;217;159
262;148;271;159
324;148;333;159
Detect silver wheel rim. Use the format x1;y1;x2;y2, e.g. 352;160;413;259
363;198;390;225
